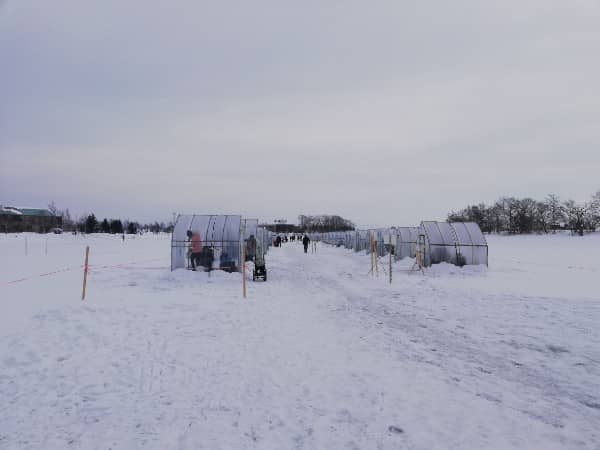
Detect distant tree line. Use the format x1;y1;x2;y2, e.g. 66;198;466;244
47;202;172;234
447;190;600;236
298;214;355;232
262;223;299;234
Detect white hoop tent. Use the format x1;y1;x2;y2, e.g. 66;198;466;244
328;232;347;247
343;231;354;250
242;219;258;240
355;230;369;253
171;215;243;272
370;228;391;257
420;221;488;267
394;227;419;261
242;218;258;256
256;227;271;259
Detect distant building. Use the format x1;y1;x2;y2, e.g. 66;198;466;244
0;206;62;233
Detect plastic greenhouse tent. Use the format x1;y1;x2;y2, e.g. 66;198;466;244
256;227;271;257
355;230;369;253
256;227;270;258
242;219;258;240
394;227;419;261
345;231;355;250
171;215;243;272
419;221;488;267
242;219;259;261
370;229;392;257
329;232;347;247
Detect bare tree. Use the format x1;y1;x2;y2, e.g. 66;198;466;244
544;194;564;232
447;191;598;235
298;214;355;232
513;198;537;233
535;201;549;233
590;190;600;230
563;200;588;236
47;201;58;215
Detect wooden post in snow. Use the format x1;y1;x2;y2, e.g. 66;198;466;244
374;238;379;276
81;246;90;301
242;245;247;299
369;236;372;274
389;233;393;284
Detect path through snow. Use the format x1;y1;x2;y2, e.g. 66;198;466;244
1;235;599;449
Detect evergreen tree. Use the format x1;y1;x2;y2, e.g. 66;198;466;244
110;219;124;234
126;221;138;234
100;218;111;233
85;214;98;234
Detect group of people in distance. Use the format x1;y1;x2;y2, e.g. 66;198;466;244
186;230;312;272
186;230;258;272
273;233;311;253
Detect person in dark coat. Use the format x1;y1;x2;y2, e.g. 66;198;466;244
302;234;310;253
275;235;282;247
246;234;257;261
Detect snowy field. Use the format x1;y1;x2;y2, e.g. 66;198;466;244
1;232;599;450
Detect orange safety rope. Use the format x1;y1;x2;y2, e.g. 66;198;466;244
1;257;168;286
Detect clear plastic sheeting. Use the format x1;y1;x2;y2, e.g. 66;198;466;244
308;233;323;242
321;232;346;247
318;231;361;250
318;229;393;256
242;219;258;240
341;232;350;249
356;230;369;253
453;222;489;266
242;219;259;262
394;227;419;261
171;215;242;272
420;221;488;267
344;231;354;250
257;227;272;256
255;227;269;265
370;229;390;257
421;221;455;266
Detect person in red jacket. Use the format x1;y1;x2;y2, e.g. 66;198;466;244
187;230;203;271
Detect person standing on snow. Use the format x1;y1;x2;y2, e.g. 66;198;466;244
246;234;257;261
187;229;203;271
302;234;310;253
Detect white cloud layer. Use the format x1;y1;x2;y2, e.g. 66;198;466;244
1;0;599;225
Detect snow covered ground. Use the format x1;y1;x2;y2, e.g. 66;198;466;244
0;232;599;450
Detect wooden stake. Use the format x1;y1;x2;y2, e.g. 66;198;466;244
374;239;379;276
369;238;372;275
25;237;28;256
372;239;376;276
411;237;426;275
81;246;90;301
242;245;247;299
389;233;392;284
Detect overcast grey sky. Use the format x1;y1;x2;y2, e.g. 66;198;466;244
1;0;599;227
